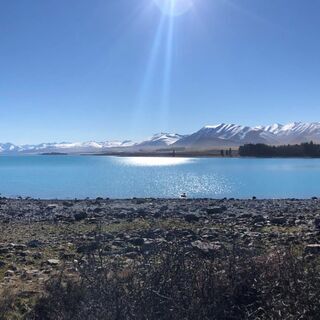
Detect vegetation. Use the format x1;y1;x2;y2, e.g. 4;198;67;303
221;148;233;157
239;141;320;157
21;243;320;320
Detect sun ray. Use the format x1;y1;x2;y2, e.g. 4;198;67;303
132;0;193;133
132;13;167;128
160;11;175;128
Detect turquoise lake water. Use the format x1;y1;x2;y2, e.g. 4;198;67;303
0;156;319;199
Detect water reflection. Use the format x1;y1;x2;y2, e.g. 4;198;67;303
117;157;193;167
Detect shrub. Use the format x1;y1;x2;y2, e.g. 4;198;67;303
27;243;320;320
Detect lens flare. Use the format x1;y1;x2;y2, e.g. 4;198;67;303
153;0;194;16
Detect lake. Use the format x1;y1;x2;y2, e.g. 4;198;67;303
0;156;319;199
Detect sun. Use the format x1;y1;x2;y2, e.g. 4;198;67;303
153;0;194;16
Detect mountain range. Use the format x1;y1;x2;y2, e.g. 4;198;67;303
1;122;320;154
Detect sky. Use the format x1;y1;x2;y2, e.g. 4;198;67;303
1;0;320;144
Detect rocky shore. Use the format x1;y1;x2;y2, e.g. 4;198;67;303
1;197;320;317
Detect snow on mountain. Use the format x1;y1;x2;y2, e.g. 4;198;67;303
0;140;136;154
0;143;21;153
271;122;320;143
136;133;185;149
1;122;320;154
173;124;268;149
173;122;320;149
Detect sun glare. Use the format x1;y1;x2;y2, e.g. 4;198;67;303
118;157;193;167
153;0;194;16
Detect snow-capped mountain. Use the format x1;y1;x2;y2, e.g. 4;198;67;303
1;122;320;154
0;143;21;153
267;122;320;144
173;124;269;148
172;122;320;149
136;133;185;149
0;140;136;154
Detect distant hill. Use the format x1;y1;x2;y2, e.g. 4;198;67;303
2;122;320;154
172;122;320;149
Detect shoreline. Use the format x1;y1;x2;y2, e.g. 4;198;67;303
1;197;320;316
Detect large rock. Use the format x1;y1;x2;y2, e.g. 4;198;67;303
270;217;286;225
206;206;227;215
47;259;60;266
314;217;320;229
129;238;144;246
10;243;27;251
305;244;320;255
191;240;222;254
184;214;200;222
27;240;43;248
74;212;88;221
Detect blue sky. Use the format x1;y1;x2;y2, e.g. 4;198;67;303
1;0;320;144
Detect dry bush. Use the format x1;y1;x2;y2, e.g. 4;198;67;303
27;244;320;320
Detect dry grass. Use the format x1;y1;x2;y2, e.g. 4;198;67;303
24;243;320;320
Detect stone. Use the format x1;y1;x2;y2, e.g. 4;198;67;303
239;213;253;219
253;215;266;223
0;247;10;254
47;204;58;210
74;212;88;221
314;217;320;229
27;240;43;248
63;201;74;207
129;237;144;246
5;270;15;277
305;244;320;255
270;217;286;225
184;214;200;222
191;240;222;254
10;243;27;251
47;259;60;266
206;206;227;214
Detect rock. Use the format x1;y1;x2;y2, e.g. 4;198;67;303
270;217;286;225
125;252;138;259
314;217;320;229
5;270;15;277
253;215;266;223
136;209;147;218
47;259;60;266
27;240;43;248
10;243;27;251
0;247;10;254
129;238;144;246
0;260;5;268
74;212;88;221
63;201;74;207
47;204;58;210
305;244;320;255
239;213;253;219
184;214;200;222
32;252;43;259
141;239;156;252
54;214;74;222
191;240;222;254
77;242;99;253
206;206;227;214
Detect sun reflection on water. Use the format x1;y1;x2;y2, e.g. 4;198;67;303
117;157;193;167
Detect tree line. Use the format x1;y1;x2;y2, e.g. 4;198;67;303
239;141;320;157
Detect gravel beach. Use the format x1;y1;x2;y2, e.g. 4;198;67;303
1;197;320;317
